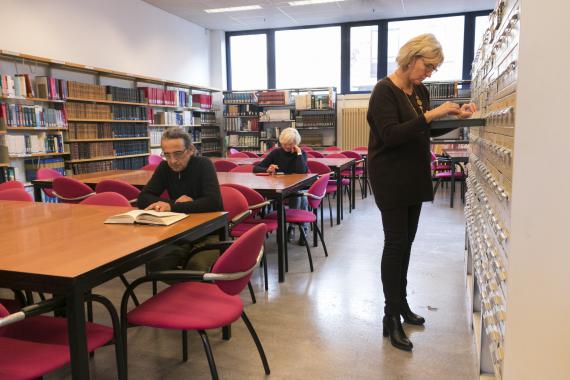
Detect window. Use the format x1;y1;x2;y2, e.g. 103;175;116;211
275;26;341;89
229;34;267;90
350;25;378;92
388;16;465;81
474;15;490;54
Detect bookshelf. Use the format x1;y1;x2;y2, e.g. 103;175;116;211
222;87;337;154
0;49;222;182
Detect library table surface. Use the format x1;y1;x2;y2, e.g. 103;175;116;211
442;148;469;208
0;200;227;380
209;157;260;165
33;171;318;283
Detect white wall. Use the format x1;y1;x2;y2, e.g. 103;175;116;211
0;0;211;86
209;30;226;90
504;1;570;379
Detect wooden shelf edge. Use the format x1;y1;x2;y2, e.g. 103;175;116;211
67;119;149;123
66;137;150;143
67;153;150;163
6;127;67;132
0;96;65;103
9;152;69;159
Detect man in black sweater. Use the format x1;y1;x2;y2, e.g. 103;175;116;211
138;127;223;271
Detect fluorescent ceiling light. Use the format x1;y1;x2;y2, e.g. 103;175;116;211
289;0;345;6
204;5;262;13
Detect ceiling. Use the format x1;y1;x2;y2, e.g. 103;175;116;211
142;0;494;31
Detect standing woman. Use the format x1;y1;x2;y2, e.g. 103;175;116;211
367;33;475;351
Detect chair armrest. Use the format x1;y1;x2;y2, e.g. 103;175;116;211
249;200;271;211
230;210;252;227
146;270;206;283
0;297;65;327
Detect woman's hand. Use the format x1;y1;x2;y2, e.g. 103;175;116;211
293;145;302;155
267;164;279;174
424;101;460;123
145;201;171;212
457;103;477;119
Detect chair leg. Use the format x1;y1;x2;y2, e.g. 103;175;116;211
198;330;219;380
241;312;271;375
182;330;188;362
222;325;232;340
262;248;268;291
152;280;157;296
433;178;441;200
327;193;333;227
315;223;328;257
248;281;257;304
298;225;314;272
320;202;324;239
119;275;139;306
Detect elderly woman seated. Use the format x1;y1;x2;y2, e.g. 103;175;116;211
253;127;309;245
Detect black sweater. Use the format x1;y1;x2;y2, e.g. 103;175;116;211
137;156;223;213
367;77;453;210
253;148;308;174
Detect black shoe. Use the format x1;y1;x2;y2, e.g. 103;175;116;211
401;303;425;326
287;226;295;242
298;238;306;246
383;315;413;351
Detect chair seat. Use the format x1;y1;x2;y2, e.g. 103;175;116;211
0;298;22;313
435;171;466;179
127;282;243;330
266;209;317;223
330;178;350;186
326;184;337;193
230;220;278;237
432;164;451;170
341;169;364;176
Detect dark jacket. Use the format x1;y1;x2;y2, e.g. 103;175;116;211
137;156;223;213
367;77;452;210
253;148;308;174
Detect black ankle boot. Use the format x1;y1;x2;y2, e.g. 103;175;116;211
401;303;425;326
383;315;413;351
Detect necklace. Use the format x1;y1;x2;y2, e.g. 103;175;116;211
404;88;424;116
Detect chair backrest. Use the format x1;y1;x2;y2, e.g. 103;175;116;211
211;223;266;295
0;181;24;192
307;160;333;176
354;146;367;150
306;174;330;209
0;188;33;202
0;302;9;318
80;192;132;207
324;146;341;151
242;151;260;158
214;160;239;172
301;145;314;151
52;177;95;203
305;151;317;158
148;154;163;166
229;152;249;158
219;186;249;223
37;168;62;181
141;164;158;171
229;164;254;173
341;150;363;160
308;150;324;158
95;180;141;204
326;153;348;159
221;183;266;216
228;148;240;155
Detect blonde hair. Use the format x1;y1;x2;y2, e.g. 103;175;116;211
396;33;444;70
279;127;301;145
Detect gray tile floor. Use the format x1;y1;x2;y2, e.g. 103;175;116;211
48;185;477;379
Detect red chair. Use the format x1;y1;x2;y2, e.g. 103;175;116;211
37;168;63;201
266;174;330;272
243;151;260;158
52;177;95;203
95;179;141;205
308;150;324;158
301;145;314;151
307;160;335;227
324;146;341;151
229;152;249;158
120;224;270;380
324;153;352;214
80;192;132;207
0;188;34;202
0;297;124;380
148;154;162;166
141;164;158;171
354;146;368;150
342;150;369;198
228;148;240;155
0;180;24;192
305;151;317;158
214;159;239;172
230;164;255;173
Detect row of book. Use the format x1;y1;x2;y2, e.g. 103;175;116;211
111;105;147;121
68;81;106;100
106;86;145;103
227;135;258;148
113;156;147;170
151;110;194;125
6;134;64;156
258;91;288;105
65;103;112;120
24;157;66;182
200;113;216;124
225;118;259;132
201;129;219;139
294;93;333;110
1;74;34;98
224;104;258;117
114;140;149;156
68;123;148;140
72;160;113;174
201;141;221;154
223;92;257;104
191;129;201;143
0;74;68;100
0;103;67;128
69;142;114;160
149;128;163;147
425;82;470;99
295;110;335;128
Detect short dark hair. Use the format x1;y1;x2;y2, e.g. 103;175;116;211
161;127;194;151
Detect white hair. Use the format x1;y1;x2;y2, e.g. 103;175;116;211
279;127;301;145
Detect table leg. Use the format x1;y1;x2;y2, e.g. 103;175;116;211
336;168;341;225
67;288;90;380
351;163;356;210
276;198;286;282
363;156;368;198
450;160;456;208
33;184;42;202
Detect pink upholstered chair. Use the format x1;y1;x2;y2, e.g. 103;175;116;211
148;154;163;166
243;151;260;158
229;152;249;158
301;145;314;151
214;159;239;172
323;153;352;213
95;180;141;205
141;164;158;171
0;180;24;192
120;224;270;380
354;146;368;150
52;177;95;203
307;150;324;158
0;188;33;202
305;151;317;158
341;150;369;198
230;164;255;173
80;192;132;207
228;148;240;155
324;146;341;151
0;297;124;380
37;168;63;201
307;160;335;227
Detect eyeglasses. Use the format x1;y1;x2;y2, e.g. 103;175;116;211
161;149;187;160
422;59;438;73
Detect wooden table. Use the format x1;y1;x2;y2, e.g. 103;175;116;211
0;200;226;379
33;170;318;283
442;149;469;208
308;157;356;224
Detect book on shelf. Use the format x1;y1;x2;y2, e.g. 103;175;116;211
105;210;189;226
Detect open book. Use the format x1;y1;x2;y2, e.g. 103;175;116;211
104;210;189;226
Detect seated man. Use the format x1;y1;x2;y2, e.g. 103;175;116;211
138;127;223;271
254;127;309;245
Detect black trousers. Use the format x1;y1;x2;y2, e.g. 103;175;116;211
380;203;422;316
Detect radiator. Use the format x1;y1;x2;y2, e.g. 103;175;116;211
341;107;369;149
